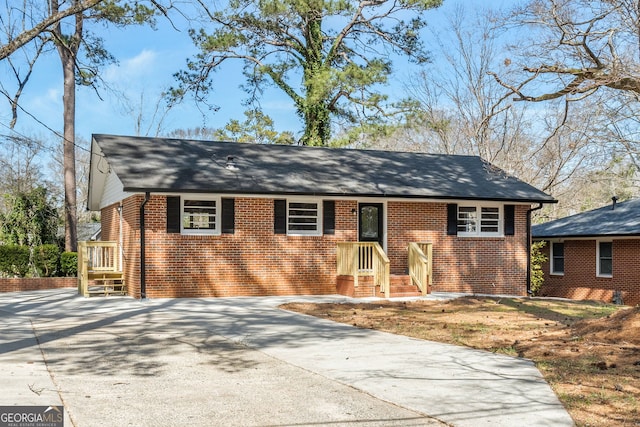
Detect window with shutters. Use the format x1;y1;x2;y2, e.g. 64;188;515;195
181;197;220;235
456;204;503;237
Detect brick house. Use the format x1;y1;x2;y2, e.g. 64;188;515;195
87;134;555;299
532;198;640;306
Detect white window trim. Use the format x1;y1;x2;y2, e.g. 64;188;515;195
457;203;503;238
287;198;322;236
181;195;221;236
596;240;613;278
550;241;564;276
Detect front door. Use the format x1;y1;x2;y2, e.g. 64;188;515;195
358;203;384;246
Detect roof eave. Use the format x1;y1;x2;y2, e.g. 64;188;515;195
122;186;556;204
533;233;640;239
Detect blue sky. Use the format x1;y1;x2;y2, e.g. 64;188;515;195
2;0;503;145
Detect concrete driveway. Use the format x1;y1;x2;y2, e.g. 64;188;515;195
0;289;574;427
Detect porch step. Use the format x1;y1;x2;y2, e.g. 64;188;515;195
390;274;412;286
381;275;422;298
87;282;126;296
336;274;424;298
85;273;126;297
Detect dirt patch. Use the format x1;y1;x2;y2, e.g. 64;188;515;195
281;297;640;427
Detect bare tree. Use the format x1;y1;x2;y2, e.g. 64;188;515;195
0;133;48;196
0;41;48;128
495;0;640;101
0;0;104;60
364;4;614;218
486;0;640;210
2;1;164;251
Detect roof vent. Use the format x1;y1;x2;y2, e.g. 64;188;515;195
225;156;238;171
611;196;618;210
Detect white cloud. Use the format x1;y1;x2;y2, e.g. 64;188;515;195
104;49;158;84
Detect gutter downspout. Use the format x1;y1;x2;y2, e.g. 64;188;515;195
526;203;544;296
140;192;150;299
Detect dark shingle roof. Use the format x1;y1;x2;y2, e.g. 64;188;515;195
532;198;640;238
91;134;554;203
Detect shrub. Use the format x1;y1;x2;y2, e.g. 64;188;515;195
0;245;31;277
60;252;78;277
33;244;60;277
530;241;548;296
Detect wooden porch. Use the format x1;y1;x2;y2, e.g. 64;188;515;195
78;241;126;297
336;242;432;298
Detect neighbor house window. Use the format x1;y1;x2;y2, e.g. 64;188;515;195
551;242;564;275
182;197;219;235
597;241;613;277
456;205;502;237
287;200;321;235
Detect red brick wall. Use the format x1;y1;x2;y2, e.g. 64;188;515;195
387;202;528;296
113;196;358;298
101;197;140;298
108;196;530;298
0;277;76;293
540;240;640;306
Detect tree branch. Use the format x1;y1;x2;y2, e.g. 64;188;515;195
0;0;103;60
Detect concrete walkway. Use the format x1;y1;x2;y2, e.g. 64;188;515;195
0;289;574;427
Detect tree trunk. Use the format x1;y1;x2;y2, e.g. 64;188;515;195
300;13;331;146
302;104;331;146
52;0;81;253
61;48;78;252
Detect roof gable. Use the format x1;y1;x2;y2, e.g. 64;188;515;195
532;198;640;238
89;134;554;207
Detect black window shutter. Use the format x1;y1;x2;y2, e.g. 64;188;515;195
221;198;235;234
274;199;286;234
504;204;515;236
323;200;335;235
447;203;458;235
166;196;181;233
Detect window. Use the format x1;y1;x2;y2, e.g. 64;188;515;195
597;241;613;277
287;200;321;235
457;206;477;234
182;197;219;235
480;207;500;233
167;196;234;235
551;242;564;275
456;205;502;237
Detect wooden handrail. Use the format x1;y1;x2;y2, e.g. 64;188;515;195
77;241;121;296
408;242;432;296
371;243;391;298
337;242;390;297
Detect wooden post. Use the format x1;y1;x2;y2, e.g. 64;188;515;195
426;243;433;295
78;241;89;297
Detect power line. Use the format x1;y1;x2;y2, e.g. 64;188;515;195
12;102;93;153
0;122;59;155
0;109;94;156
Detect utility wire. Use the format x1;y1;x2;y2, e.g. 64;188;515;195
0;101;95;155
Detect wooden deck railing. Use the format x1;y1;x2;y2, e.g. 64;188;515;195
408;242;433;296
78;241;124;296
337;242;390;297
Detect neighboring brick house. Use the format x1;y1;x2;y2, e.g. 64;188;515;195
532;198;640;306
87;134;555;299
